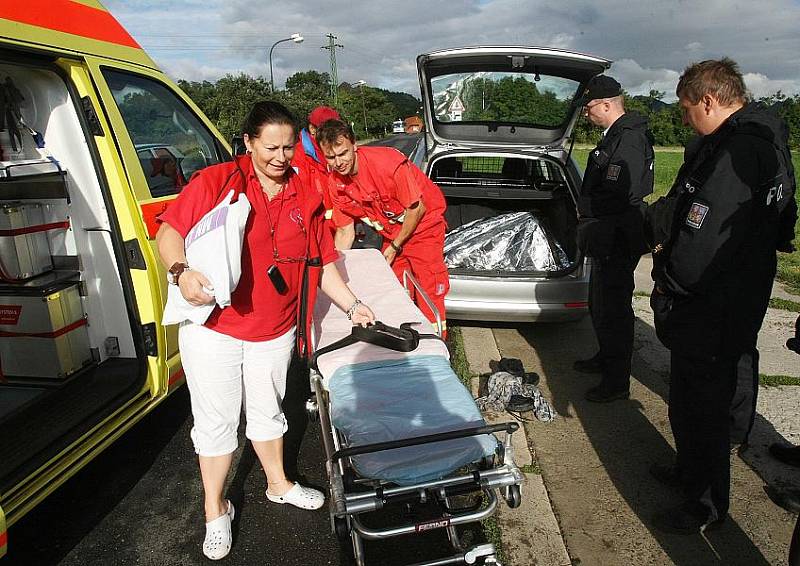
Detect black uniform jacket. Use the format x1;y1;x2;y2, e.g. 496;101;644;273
648;103;797;360
577;112;655;258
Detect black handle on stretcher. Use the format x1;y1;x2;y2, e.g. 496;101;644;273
309;321;442;372
330;422;519;463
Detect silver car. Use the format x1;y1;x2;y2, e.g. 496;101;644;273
413;46;611;322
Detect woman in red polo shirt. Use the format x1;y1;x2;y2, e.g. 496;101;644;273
156;101;374;560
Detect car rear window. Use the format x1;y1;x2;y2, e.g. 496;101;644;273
430;72;580;128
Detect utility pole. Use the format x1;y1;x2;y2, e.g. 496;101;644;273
321;34;343;105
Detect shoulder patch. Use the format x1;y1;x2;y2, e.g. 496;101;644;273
686;202;709;229
606;164;621;181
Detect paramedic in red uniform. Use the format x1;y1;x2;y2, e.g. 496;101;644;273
316;119;450;335
291;106;340;210
156;101;374;561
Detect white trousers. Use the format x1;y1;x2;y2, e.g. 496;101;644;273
179;323;296;457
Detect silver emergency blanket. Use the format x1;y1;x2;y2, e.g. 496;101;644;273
475;371;556;422
444;211;571;271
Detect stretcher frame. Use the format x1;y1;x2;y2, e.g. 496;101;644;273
308;260;525;566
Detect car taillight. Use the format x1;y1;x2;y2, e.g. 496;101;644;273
564;302;588;308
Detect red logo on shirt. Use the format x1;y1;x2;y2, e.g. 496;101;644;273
289;207;303;226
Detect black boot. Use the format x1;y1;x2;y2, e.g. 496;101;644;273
585;381;629;403
770;443;800;467
573;354;603;374
652;501;726;535
765;485;800;514
649;463;685;489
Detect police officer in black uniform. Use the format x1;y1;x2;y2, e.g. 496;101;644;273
574;75;654;403
646;58;797;534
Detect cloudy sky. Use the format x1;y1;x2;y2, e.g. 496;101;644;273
104;0;800;101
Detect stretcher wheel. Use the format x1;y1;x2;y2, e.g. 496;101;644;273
334;515;352;541
504;485;521;509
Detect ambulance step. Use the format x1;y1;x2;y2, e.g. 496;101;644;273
0;357;142;494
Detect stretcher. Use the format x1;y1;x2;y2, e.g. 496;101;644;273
309;249;524;566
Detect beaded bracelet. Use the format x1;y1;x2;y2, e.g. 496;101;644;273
345;299;362;320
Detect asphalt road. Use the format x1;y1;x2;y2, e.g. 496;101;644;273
5;362;481;566
366;133;421;156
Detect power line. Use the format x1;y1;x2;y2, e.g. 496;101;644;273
321;33;343;104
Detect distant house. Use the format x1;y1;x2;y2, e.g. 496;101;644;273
404;116;424;134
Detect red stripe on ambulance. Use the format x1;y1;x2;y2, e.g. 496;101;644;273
168;368;185;388
140;200;174;240
0;1;140;49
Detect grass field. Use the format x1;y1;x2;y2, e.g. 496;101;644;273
573;148;800;293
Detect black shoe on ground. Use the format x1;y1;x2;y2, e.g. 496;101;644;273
573;355;603;374
649;463;684;489
497;357;525;376
769;443;800;467
765;485;800;514
585;383;629;403
523;372;540;386
652;501;726;535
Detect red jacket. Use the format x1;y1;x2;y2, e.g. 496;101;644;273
328;146;446;241
292;128;332;210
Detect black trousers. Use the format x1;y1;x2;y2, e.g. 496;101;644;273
588;253;639;390
729;348;759;444
669;352;738;517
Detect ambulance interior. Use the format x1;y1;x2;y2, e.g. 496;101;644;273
0;61;143;493
430;154;579;274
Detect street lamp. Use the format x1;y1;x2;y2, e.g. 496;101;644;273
354;80;368;136
269;33;304;92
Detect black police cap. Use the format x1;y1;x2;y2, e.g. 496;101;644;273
578;75;623;105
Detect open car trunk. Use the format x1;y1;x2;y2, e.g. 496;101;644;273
430;153;579;277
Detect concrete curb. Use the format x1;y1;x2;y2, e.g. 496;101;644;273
460;326;572;566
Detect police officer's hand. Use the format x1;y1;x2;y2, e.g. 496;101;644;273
178;269;215;306
383;246;397;265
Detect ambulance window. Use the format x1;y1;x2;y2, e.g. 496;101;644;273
102;69;224;197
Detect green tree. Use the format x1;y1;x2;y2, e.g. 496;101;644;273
179;73;274;141
380;89;422;119
284;70;332;124
338;84;395;138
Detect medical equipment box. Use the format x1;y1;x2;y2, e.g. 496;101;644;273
0;277;91;378
0;201;53;281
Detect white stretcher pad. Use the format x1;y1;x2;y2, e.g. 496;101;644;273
313;249;497;485
312;249;449;381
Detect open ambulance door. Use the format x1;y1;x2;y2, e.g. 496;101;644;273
82;57;231;388
0;52;150;532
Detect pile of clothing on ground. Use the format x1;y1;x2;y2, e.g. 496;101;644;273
475;357;556;422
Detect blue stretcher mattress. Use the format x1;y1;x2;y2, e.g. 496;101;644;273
328;355;498;486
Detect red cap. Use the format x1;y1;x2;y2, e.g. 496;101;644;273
308;106;341;127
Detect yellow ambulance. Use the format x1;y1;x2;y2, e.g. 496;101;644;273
0;1;232;555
